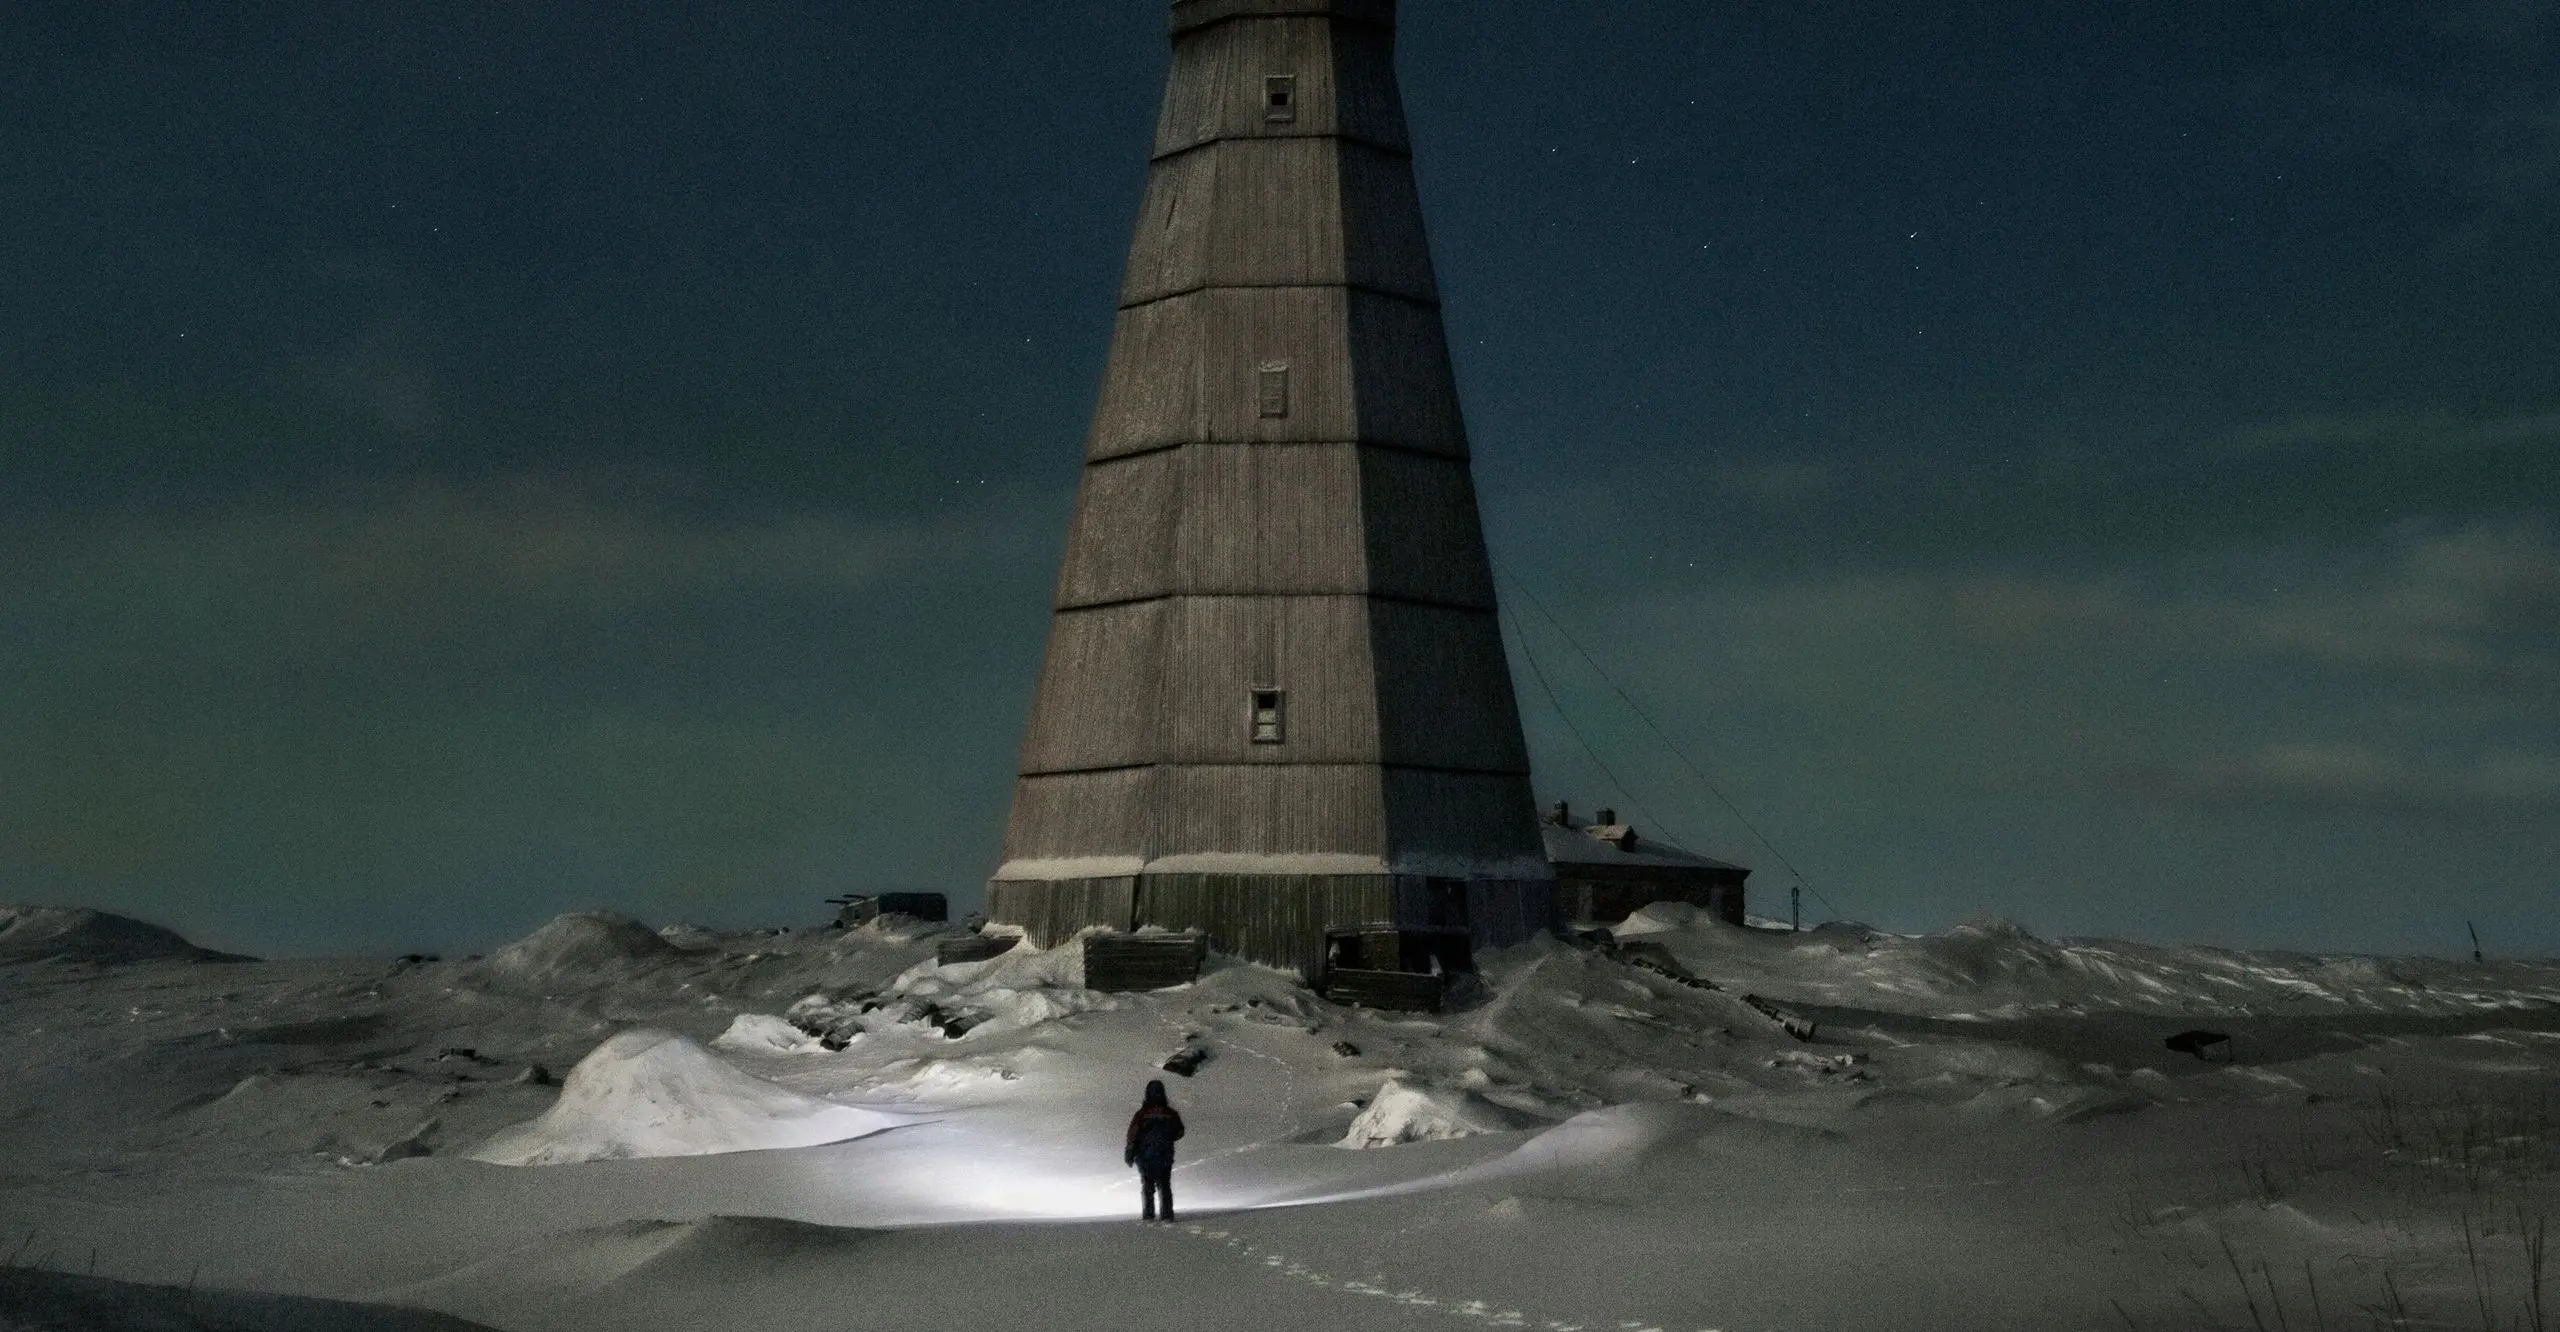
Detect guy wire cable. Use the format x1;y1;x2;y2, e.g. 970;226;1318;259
1497;598;1673;845
1495;563;1848;923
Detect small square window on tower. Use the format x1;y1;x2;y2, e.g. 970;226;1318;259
1257;362;1290;418
1249;687;1286;744
1264;74;1297;123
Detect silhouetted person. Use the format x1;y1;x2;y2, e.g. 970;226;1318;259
1123;1078;1185;1221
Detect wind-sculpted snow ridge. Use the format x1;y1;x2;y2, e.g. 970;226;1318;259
711;1012;825;1056
0;1268;502;1331
777;931;1122;1047
4;897;2557;1331
477;912;687;988
1614;903;2560;1017
468;1029;904;1166
886;933;1127;1033
1339;1079;1539;1148
0;904;245;964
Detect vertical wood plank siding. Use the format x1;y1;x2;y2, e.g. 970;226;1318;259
1118;142;1437;307
1060;446;1365;603
1136;873;1396;979
1356;448;1497;606
1052;448;1179;604
1157;596;1381;763
1088;291;1465;459
1016;601;1167;773
1001;768;1157;862
1154;16;1409;156
1332;144;1440;299
1169;0;1398;40
1345;292;1467;456
1378;767;1548;867
1157;763;1390;855
1163;446;1372;592
1045;441;1503;611
1367;601;1532;771
1461;880;1561;949
988;878;1136;947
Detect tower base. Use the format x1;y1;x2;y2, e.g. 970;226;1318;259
987;872;1556;982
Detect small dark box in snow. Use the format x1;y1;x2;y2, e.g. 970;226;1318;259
1317;926;1472;1011
1083;932;1208;992
1322;926;1474;978
1322;969;1448;1013
934;933;1019;966
830;892;950;928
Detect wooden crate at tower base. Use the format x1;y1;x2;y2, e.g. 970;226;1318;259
935;933;1020;966
1316;925;1472;1012
1319;968;1448;1013
1081;932;1209;993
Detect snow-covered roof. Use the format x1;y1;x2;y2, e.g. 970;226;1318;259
1541;819;1747;874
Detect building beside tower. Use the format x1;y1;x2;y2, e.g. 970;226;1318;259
985;0;1556;979
1542;802;1751;929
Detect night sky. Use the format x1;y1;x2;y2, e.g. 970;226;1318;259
5;3;2555;958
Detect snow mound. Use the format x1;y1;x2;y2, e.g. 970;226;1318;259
1957;1083;2152;1122
955;986;1116;1036
1604;910;2560;1018
710;1013;823;1056
1911;916;2084;988
468;1029;900;1166
656;923;724;950
0;1268;504;1332
847;913;944;944
592;1215;876;1287
1468;1103;1716;1179
1612;900;1708;936
0;905;240;964
887;935;1085;998
1340;1080;1537;1149
771;934;1118;1043
483;913;681;985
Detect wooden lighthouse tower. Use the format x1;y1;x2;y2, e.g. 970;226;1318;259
987;0;1553;978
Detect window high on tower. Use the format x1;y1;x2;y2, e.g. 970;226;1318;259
1264;74;1297;123
1249;688;1286;743
1257;362;1290;418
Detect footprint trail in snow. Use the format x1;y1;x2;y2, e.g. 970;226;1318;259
1179;1223;1725;1332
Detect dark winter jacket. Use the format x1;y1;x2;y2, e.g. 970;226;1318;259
1124;1082;1185;1169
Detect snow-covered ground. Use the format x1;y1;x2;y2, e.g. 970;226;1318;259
1;904;2554;1331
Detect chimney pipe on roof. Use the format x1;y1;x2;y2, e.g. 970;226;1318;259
1596;807;1616;826
1550;800;1569;826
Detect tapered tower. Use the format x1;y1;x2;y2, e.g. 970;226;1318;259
988;0;1553;978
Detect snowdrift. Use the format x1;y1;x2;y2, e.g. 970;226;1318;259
711;1014;824;1056
1340;1080;1538;1149
781;934;1120;1047
480;913;683;988
0;1268;499;1331
469;1029;901;1166
0;905;240;965
1617;907;2560;1017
